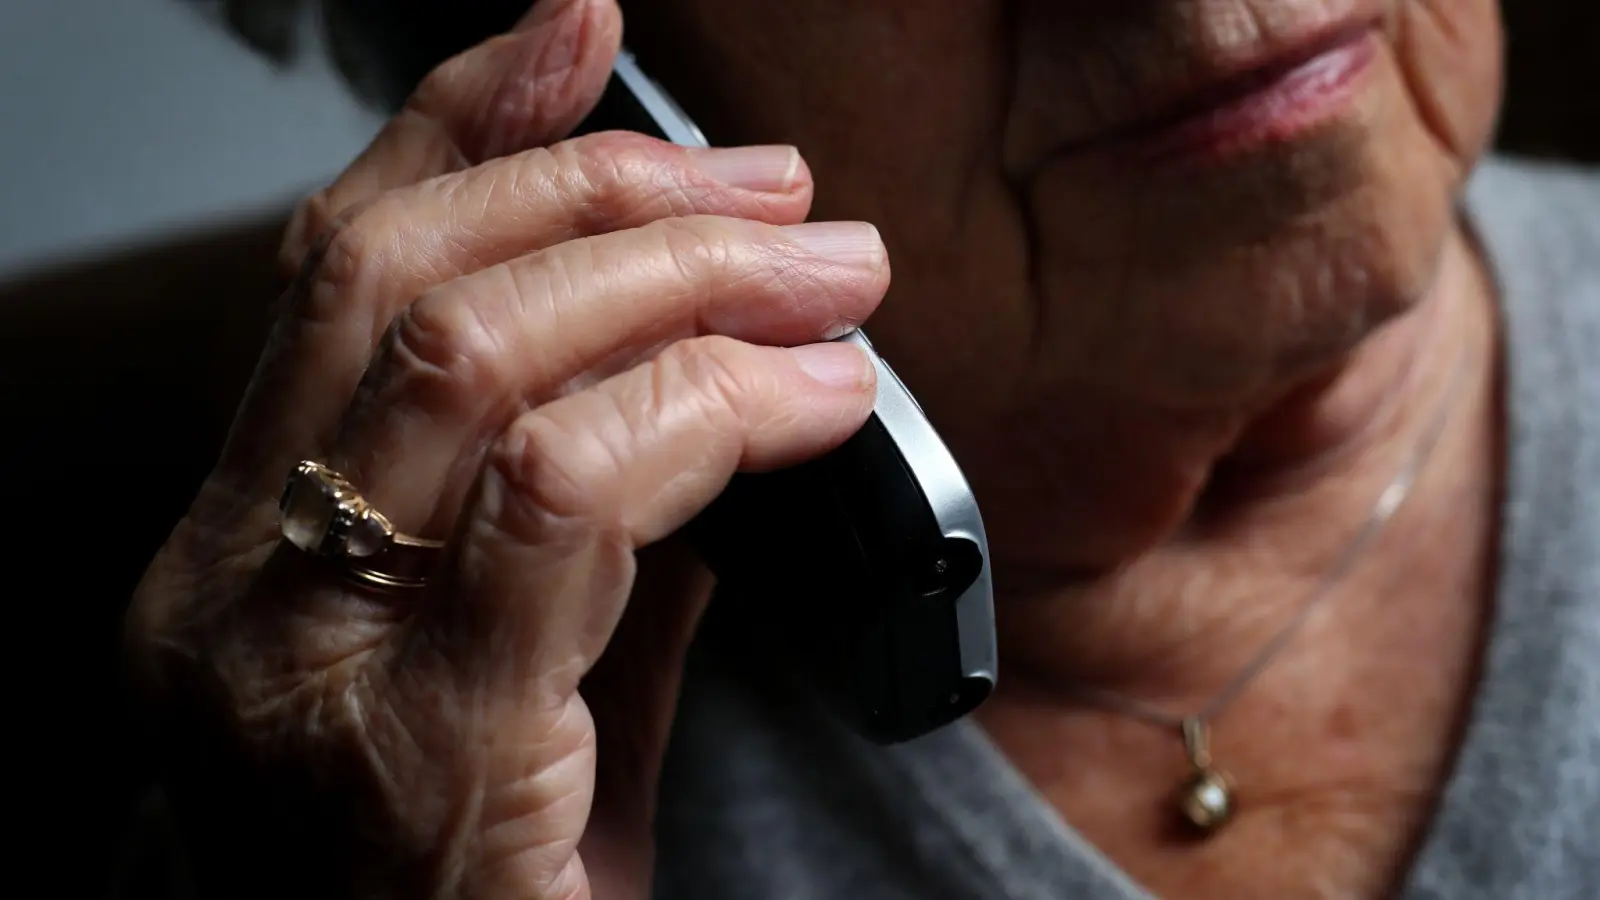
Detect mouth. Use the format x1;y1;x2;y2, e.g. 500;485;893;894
1073;19;1383;167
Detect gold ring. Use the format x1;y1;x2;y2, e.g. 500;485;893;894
279;460;445;590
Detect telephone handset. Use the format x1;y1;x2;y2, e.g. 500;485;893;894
574;51;997;744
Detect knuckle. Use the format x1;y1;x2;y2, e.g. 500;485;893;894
488;410;614;525
501;143;562;202
310;214;376;302
476;143;606;237
557;139;637;235
285;198;396;329
564;133;705;228
280;188;338;278
653;336;762;433
646;217;738;288
387;274;516;401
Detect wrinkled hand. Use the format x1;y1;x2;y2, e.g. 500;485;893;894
123;2;887;897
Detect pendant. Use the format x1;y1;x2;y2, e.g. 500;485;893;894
1176;717;1236;836
1178;766;1236;834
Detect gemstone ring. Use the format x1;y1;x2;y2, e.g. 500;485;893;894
278;460;445;590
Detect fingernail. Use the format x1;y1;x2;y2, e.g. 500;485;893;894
687;146;803;193
782;222;885;268
790;342;874;390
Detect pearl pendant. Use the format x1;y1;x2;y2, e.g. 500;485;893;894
1175;717;1234;836
1178;766;1236;834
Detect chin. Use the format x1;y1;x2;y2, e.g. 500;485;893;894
1018;38;1490;413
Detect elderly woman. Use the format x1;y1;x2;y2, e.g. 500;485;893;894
123;0;1599;898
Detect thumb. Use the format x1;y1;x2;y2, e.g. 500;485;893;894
280;0;624;273
456;0;626;161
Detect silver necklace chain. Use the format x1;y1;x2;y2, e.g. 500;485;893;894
1071;353;1474;733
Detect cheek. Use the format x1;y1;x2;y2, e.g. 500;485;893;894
1391;0;1504;180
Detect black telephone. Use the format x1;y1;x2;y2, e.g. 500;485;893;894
574;51;997;744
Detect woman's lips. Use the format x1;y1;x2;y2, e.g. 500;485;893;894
1083;24;1381;167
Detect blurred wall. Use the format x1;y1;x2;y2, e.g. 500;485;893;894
0;0;383;279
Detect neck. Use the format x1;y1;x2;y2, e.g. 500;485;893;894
985;224;1498;703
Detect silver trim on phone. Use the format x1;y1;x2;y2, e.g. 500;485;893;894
612;52;710;148
612;48;998;696
840;330;998;688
